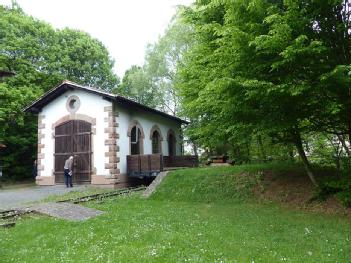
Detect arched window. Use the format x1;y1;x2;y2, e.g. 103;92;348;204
152;131;161;154
167;130;176;156
150;125;163;154
127;121;145;155
131;126;142;155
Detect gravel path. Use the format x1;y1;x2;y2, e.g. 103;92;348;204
0;185;87;210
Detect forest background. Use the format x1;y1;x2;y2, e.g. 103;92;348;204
1;1;351;201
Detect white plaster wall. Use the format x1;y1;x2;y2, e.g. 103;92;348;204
40;90;112;177
116;104;182;175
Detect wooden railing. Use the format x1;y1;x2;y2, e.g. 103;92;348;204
163;155;198;168
127;154;199;177
127;154;163;177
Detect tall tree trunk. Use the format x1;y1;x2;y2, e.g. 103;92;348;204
336;134;350;156
291;129;318;187
246;142;251;163
288;145;294;160
192;142;198;157
348;125;351;149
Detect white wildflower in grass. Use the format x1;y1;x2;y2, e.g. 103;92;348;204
307;251;313;256
149;248;157;256
281;257;287;261
304;227;312;235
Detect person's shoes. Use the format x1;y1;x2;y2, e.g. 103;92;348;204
70;185;73;188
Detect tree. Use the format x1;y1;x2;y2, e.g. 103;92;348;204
144;7;193;116
55;28;119;91
0;4;119;179
116;7;193;116
178;0;351;187
116;65;161;108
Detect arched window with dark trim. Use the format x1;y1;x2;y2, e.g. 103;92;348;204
128;121;145;155
152;130;161;154
131;126;142;155
168;130;176;156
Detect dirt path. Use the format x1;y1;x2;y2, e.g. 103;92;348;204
0;185;87;210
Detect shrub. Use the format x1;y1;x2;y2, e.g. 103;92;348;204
318;171;351;207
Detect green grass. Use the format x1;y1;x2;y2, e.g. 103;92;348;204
0;163;350;262
0;180;36;190
151;162;309;203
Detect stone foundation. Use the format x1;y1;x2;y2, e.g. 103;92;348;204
36;176;55;186
91;175;118;185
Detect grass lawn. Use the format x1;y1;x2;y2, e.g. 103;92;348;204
1;163;350;262
0;180;36;190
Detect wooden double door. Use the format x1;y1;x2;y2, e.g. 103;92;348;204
54;120;92;183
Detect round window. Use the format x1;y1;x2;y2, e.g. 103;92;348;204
69;99;77;109
66;95;80;113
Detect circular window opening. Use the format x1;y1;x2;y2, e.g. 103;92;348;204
66;96;80;113
69;99;77;110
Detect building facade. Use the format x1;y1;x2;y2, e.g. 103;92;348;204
25;81;186;187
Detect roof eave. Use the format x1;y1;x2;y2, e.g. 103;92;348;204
23;80;189;124
115;96;188;124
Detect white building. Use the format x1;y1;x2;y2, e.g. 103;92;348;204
24;81;191;187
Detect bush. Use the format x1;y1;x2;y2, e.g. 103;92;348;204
335;190;351;207
318;172;351;207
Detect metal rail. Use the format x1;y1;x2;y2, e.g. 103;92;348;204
57;186;146;204
0;209;33;228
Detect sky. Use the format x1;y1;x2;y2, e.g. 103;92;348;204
0;0;194;77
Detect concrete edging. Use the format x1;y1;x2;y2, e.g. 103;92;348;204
142;171;169;198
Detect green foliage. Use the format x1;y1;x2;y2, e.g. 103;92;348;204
54;28;119;91
335;190;351;207
116;8;193;116
319;172;351;207
144;8;193;115
116;65;161;108
177;0;351;185
0;5;119;179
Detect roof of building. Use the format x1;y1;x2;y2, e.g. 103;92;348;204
24;80;189;124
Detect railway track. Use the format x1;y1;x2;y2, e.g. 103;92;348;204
57;186;146;204
0;209;32;228
0;209;32;219
0;186;146;227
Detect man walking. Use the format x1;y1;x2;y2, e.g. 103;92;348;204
64;156;74;187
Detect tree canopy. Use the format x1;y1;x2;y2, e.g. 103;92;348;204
177;0;351;186
0;5;119;179
117;8;193;116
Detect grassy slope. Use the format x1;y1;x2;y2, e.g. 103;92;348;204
1;163;350;262
151;162;306;203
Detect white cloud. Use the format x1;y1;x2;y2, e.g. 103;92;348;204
0;0;193;77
